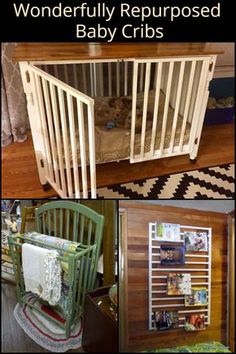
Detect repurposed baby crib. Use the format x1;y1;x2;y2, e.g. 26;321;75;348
14;43;221;198
8;201;104;337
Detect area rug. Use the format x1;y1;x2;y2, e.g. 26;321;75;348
96;163;234;199
14;294;82;352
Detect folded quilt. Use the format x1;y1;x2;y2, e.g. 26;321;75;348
25;232;80;252
22;243;61;306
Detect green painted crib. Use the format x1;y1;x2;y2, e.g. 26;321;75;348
8;201;104;337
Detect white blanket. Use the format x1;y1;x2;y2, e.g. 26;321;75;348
22;243;61;305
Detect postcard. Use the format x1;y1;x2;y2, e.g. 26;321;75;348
160;245;185;265
153;311;179;330
155;223;181;242
184;231;208;251
167;273;192;295
185;287;207;307
184;313;206;331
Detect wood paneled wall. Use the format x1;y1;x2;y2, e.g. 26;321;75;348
120;201;228;352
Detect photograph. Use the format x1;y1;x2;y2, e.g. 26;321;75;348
160;245;185;265
184;314;206;331
185;287;208;307
184;232;208;251
153;311;179;331
167;273;192;295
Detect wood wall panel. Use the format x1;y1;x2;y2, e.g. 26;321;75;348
120;201;228;352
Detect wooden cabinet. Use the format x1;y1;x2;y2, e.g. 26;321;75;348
82;286;118;352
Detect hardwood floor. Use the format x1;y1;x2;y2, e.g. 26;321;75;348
1;283;84;352
2;123;234;198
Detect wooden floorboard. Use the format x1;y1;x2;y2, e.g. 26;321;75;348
2;123;234;198
1;283;84;352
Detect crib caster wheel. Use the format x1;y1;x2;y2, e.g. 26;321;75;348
190;158;197;163
42;183;51;191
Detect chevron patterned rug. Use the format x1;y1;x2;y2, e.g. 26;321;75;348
96;163;234;199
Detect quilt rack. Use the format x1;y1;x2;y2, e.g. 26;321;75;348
148;223;212;331
8;233;97;337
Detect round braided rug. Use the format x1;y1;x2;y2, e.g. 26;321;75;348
13;294;82;352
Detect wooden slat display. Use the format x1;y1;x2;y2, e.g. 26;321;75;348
149;223;212;331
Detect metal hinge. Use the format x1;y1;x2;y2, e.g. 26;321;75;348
194;137;198;145
40;159;44;168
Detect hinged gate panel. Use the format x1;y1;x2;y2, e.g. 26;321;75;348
130;56;214;163
20;63;96;199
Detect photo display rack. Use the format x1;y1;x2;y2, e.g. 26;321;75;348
148;223;212;331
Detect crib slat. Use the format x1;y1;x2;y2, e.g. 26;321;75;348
34;75;54;182
179;61;196;150
150;62;163;156
54;209;57;236
72;211;78;242
43;214;46;234
59;209;63;237
63;64;69;84
108;62;112;96
169;61;185;153
139;63;144;92
90;63;94;96
67;93;80;198
47;210;51;235
50;83;67;196
99;63;104;96
58;88;73;198
66;209;70;240
82;64;87;94
53;65;59;79
124;61;128;96
140;62;151;157
87;103;96;198
159;62;174;154
87;220;93;245
42;78;60;187
76;256;84;316
116;61;120;96
77;99;88;198
81;251;90;307
79;214;85;243
73;64;79;90
130;62;139;160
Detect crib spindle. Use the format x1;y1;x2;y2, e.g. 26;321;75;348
130;61;139;160
72;211;78;242
72;64;79;90
150;62;163;156
59;209;63;237
66;209;70;240
53;209;57;236
179;61;196;151
169;61;185;153
58;88;73;198
159;62;174;154
87;104;96;198
50;84;67;196
124;61;128;96
34;74;54;183
47;210;51;235
82;64;88;95
42;78;60;187
140;63;151;158
116;61;120;96
87;220;93;245
67;93;80;198
79;214;85;243
77;99;88;198
108;62;112;96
